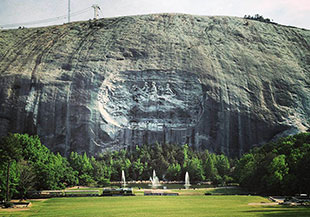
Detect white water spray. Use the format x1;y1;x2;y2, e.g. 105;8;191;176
121;170;127;187
149;170;161;188
184;172;191;189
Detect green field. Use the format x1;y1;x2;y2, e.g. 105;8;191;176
1;195;310;217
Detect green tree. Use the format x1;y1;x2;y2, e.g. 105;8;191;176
203;152;217;181
184;157;205;182
234;133;310;195
131;159;145;180
215;155;230;177
234;153;257;188
263;155;288;193
182;144;189;168
69;152;94;186
165;163;181;181
296;145;310;194
90;157;110;186
0;134;23;201
0;133;81;198
61;157;79;187
16;160;36;200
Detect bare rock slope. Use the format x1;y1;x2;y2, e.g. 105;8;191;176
1;14;310;156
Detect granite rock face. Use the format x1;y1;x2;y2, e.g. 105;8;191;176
1;14;310;157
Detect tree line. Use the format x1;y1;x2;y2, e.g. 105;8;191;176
244;14;273;24
0;134;78;201
1;132;310;201
234;132;310;195
0;133;232;201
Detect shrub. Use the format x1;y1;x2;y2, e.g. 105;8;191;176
3;201;14;208
244;14;273;24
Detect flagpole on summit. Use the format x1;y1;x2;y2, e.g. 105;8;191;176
92;4;101;20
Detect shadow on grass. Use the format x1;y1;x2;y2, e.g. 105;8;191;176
205;187;249;195
244;206;310;217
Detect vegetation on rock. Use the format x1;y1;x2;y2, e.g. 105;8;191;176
244;14;273;23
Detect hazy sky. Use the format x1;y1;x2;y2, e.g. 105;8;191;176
0;0;310;29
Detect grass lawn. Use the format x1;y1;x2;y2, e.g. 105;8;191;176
151;186;248;196
1;196;310;217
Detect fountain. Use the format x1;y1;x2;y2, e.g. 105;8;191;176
149;170;161;188
121;170;127;187
184;172;191;189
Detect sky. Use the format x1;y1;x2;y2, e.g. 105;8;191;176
0;0;310;29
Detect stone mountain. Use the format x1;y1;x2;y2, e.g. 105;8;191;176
1;14;310;157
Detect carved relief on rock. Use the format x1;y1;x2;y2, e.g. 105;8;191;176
97;70;204;142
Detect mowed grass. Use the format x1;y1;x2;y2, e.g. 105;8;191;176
1;196;310;217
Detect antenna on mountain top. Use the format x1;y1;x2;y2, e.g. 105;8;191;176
92;4;100;19
68;0;71;22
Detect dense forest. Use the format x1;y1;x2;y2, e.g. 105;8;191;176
1;132;310;201
234;132;310;195
0;133;232;201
